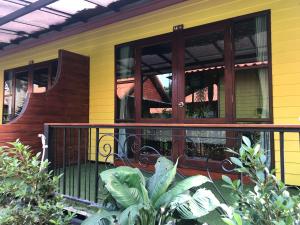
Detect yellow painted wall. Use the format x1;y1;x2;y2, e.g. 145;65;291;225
0;0;300;184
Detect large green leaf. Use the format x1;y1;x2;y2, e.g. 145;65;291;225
170;188;220;219
105;177;143;208
154;175;210;208
149;158;178;204
101;166;149;204
147;157;174;196
82;209;119;225
101;166;145;186
119;204;154;225
119;205;140;225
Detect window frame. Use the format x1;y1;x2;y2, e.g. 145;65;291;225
114;10;273;124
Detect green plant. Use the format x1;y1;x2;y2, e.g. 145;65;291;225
83;157;226;225
222;136;300;225
0;140;73;225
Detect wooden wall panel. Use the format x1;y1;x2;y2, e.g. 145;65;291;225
0;50;89;153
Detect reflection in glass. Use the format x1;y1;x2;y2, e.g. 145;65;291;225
3;72;13;123
33;68;48;93
234;15;269;119
116;45;135;120
15;71;28;116
234;15;268;65
184;32;225;118
185;130;226;160
116;45;135;79
235;68;269;118
141;42;172;119
141;129;172;156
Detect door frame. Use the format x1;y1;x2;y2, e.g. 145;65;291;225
114;10;273;170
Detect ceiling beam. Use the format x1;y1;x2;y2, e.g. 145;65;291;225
0;0;58;26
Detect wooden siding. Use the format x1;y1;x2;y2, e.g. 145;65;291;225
0;0;299;184
0;50;89;152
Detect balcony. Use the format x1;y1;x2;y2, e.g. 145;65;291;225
45;122;300;205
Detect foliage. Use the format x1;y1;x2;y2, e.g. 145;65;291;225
222;136;300;225
0;140;73;225
83;157;226;225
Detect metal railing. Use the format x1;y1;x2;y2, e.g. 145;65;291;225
44;123;300;205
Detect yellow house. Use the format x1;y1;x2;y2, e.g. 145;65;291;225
0;0;299;191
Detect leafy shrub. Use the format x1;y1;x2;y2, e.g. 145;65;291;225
0;140;73;225
83;157;227;225
222;136;300;225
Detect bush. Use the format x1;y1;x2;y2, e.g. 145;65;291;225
222;136;300;225
83;156;227;225
0;140;73;225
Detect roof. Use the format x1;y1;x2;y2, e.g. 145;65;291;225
0;0;157;51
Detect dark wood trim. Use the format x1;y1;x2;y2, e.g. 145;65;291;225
173;26;183;123
114;45;117;122
0;0;187;58
223;21;234;124
231;10;270;23
135;45;142;122
45;123;300;132
267;11;274;124
235;118;273;123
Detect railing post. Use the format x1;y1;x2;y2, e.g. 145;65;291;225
43;124;53;171
95;128;99;203
77;128;81;198
279;132;285;183
63;128;66;194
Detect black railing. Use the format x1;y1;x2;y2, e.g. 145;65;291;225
44;123;300;205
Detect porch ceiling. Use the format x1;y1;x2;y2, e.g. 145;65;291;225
0;0;147;51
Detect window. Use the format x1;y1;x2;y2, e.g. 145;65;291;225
2;59;58;123
141;42;173;119
234;15;270;119
184;31;225;119
116;45;135;121
115;11;272;124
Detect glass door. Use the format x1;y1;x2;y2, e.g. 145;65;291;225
136;37;177;160
177;26;229;169
138;41;174;122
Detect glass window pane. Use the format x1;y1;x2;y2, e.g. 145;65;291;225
184;32;225;118
3;96;13;123
116;45;135;79
116;45;135;120
185;130;226;160
234;15;268;65
33;68;48;93
141;129;172;156
4;72;13;96
15;71;29;116
141;42;172;119
235;68;269;118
